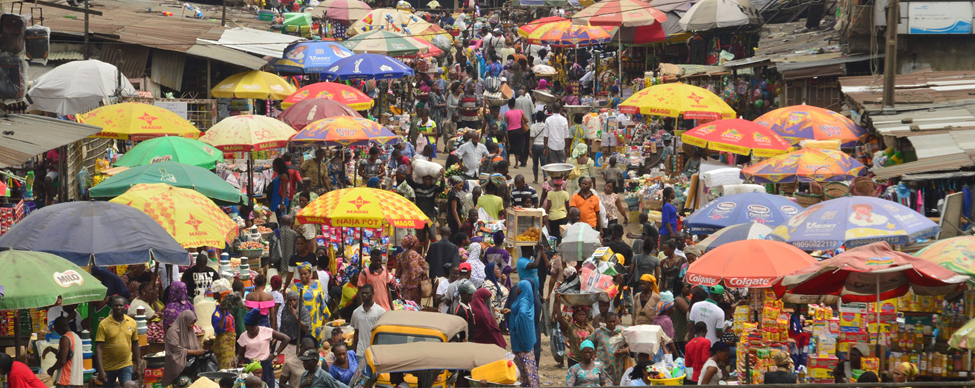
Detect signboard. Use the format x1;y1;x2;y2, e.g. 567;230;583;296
154;101;188;119
908;2;973;34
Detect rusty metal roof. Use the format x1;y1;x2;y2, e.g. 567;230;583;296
871;130;975;179
0;114;102;168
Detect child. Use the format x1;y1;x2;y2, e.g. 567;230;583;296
685;322;712;383
460;208;478;237
601;157;625;194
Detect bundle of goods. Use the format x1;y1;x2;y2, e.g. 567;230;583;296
556;248;621;306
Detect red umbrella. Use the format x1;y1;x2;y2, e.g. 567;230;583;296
518;16;568;37
685;240;816;288
778;241;968;303
278;99;362;131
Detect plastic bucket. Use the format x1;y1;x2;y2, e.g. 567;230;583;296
649;374;685;385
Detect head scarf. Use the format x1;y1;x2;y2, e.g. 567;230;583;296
244;308;262;326
219;293;242;311
510;280;536;353
402;235;419;249
367;177;381;188
163;281;194;329
538;79;548;89
492;230;505;245
659;291;674;304
895;362;919;380
243;360;263;374
344;266;360;282
270;275;282;291
210;278;232;296
470;288;507;348
640;274;659;293
297;262;313;273
771;349;794;371
397;165;409;176
683;245;703;258
483;262;501;297
162;310;200;386
580;340;595;350
572;143;588;158
655;300;674;315
566;86;574;95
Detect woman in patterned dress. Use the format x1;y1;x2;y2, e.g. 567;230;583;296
565;340;612;387
481;262;509;324
396;235;429;304
211;293;240;369
589;313;629;384
290;262;329;342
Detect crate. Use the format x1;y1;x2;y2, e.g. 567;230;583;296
642;199;662;211
505;208;544;246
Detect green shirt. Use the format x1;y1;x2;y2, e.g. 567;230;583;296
477;194;505;220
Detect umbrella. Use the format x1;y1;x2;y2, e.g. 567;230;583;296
771;196;939;251
282;82;374;110
613;24;669;45
778;241;968;302
429;34;452;52
348;8;443;38
270;41;355;74
681;118;793;157
279;99;363;131
914;236;975;284
0;250;108;310
110;183;239;248
321;53;415;81
651;0;696;12
0;201;189;266
113;137;224;169
685;240;815;288
755;105;868;146
696;222;777;252
341;30;430;57
526;21;617;47
26;60;139;116
296;187;431;229
311;0;372;23
619;82;736;120
740;148;866;183
199;115;298;152
558;222;602;262
518;16;568;37
678;0;760;30
684;192;803;234
292;116;400;146
76;102;201;141
949;317;975;350
89;161;247;205
427;0;440;7
211;70;297;100
572;0;667;26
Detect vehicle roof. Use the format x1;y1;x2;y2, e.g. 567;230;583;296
365;342;507;373
372;310;468;338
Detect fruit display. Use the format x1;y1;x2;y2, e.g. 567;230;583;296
239;241;264;250
516;227;540;241
257;225;273;234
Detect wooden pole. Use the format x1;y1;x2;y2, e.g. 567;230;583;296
83;0;89;59
881;0;898;111
221;0;227;27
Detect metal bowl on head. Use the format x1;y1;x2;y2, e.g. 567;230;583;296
557;292;601;306
564;105;590;116
239;249;263;259
465;377;520;387
541;163;574;178
487;98;509;107
533;90;557;103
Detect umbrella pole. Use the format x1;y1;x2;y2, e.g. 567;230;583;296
248;155;255;208
14;311;20;359
617;30;622;90
876;274;881;363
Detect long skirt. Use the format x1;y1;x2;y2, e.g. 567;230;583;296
213;331;237;370
514;351;539;387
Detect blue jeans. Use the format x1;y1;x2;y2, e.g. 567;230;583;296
104;365;133;388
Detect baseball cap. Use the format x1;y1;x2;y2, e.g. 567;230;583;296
298;349;319;361
710;285;725;295
459;262;472;273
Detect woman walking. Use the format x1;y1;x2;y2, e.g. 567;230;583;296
509;280;539;387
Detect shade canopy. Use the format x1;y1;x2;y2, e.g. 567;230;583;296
296;187;431;229
619;82;735;120
199;115;298;152
684;192;803;234
27;60;139;116
0;250;108;310
755;105;868;146
113;136;224;169
678;0;761;31
696;222;777;252
77;102;201;141
321;53;414;81
110;183;239;248
281;82;374;110
740;148;867;183
291;116;399;146
278;99;363;131
681;119;793;157
211;71;297;100
89;161;247;205
270;41;355;74
686;240;815;288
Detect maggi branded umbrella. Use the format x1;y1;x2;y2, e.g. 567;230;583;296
77;102;201;141
296;187;430;229
110;183;239;248
619;83;736;120
199;115;298;152
211;71;297;100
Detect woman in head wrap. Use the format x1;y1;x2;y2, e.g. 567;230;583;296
338;266;360;319
471;288;507;348
481;262;510;324
366;177;381;188
566;142;595;195
552;289;594;370
447;176;466;235
589;307;628;384
162;310;203;386
212;294;241;369
278;290;312;387
396;235;429;303
565;340;611;387
561;85;580;106
893;362;918;384
509;280;539;387
652;291;680;361
633;274;661;326
237;309;290;388
763;349;798;383
537;79;549;91
290;262;330;342
163;281;194;332
484;231;512;286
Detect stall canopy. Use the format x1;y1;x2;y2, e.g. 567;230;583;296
0;114;102;168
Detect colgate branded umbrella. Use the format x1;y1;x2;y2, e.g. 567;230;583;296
685;240;816;288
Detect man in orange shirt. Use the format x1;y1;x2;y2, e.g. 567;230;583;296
570;177;602;235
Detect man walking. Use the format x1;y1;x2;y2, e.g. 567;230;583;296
426;226;460;279
94;296;140;388
544;103;569;163
454;132;490;179
351;284;386;363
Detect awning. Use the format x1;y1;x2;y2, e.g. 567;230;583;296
199;27;303;58
186;41;267;70
0;114;102;168
776;54;882;80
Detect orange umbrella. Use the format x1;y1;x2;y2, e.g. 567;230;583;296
518;16;567;37
684;240;816;288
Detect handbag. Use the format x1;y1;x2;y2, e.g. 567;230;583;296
420;276;434;298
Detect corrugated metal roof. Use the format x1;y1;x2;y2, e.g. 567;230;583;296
186;41;268;70
150;49;186;91
724;20;844;69
840;70;975;114
98;43;150;79
0;114;102;168
199;27;303;58
871;130;975;179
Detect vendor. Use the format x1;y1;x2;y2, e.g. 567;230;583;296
698;342;730;385
633;274;661;325
893;362;918;384
764;349;797;383
833;343;869;383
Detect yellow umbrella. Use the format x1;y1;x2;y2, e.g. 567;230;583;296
211;71;297;100
199;115;297;152
915;237;975;285
349;8;450;41
110;183;238;248
77;102;201;141
296;187;430;229
619;82;736;121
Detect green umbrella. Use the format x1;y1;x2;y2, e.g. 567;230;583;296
341;30;430;57
950;317;975;350
0;250;107;309
114;136;224;169
89;161;246;205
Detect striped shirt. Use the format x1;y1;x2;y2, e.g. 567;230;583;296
510;185;538;207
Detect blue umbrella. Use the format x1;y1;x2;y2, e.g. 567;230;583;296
320;53;415;81
685;192;804;234
271;41;355;74
0;201;190;267
696;222;777;252
772;196;939;251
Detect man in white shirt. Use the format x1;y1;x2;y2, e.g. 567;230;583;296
543;103;570;163
453;132;490;179
351;284;386;362
689;285;726;344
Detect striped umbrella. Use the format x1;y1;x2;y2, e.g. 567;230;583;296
526;21;617;47
291;116;400;146
518;16;567;37
341;30;430;57
696;222;777;252
270;41;354;74
310;0;372;23
572;0;667;27
678;0;761;31
755;105;868;146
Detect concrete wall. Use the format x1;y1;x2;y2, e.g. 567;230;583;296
897;35;975;73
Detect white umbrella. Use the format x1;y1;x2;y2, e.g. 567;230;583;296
678;0;760;31
27;60;138;116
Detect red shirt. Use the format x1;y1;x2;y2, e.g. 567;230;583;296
685;337;712;382
8;361;45;388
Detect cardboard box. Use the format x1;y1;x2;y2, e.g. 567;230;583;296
592;247;615;261
808;356;839;370
840;312;863;332
810;367;834;380
818;338;837;358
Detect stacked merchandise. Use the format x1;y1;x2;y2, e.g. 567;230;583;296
885;289;971;378
321;226;389;273
806;304;840;383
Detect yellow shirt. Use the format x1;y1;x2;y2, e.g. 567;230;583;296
547;190;570;220
94;315;138;371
